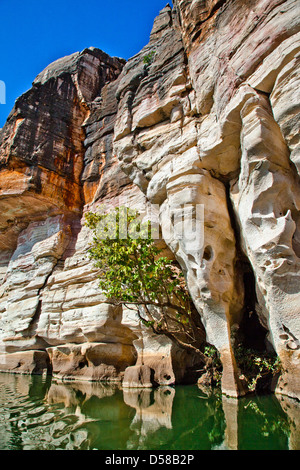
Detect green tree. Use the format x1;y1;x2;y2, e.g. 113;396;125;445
85;206;207;364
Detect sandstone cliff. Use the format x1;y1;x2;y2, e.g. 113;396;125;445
0;0;299;400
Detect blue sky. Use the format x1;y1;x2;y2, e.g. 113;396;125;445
0;0;172;127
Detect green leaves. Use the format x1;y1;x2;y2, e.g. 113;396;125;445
85;207;192;312
143;50;155;66
234;343;282;392
85;206;208;366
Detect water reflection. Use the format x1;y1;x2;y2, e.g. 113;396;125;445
0;373;299;450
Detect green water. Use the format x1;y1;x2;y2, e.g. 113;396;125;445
0;372;299;450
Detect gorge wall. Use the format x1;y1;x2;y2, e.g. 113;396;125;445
0;0;299;400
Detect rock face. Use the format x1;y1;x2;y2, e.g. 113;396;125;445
0;48;138;382
0;1;299;399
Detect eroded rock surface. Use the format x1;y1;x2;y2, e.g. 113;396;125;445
113;0;300;398
0;1;299;399
0;48;137;382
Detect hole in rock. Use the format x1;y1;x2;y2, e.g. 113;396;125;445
78;360;88;370
203;245;214;261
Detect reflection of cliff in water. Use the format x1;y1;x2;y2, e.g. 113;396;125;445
0;373;298;450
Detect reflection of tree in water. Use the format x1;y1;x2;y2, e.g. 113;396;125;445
45;382;227;450
0;374;296;450
238;395;291;450
165;387;226;450
122;385;226;450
